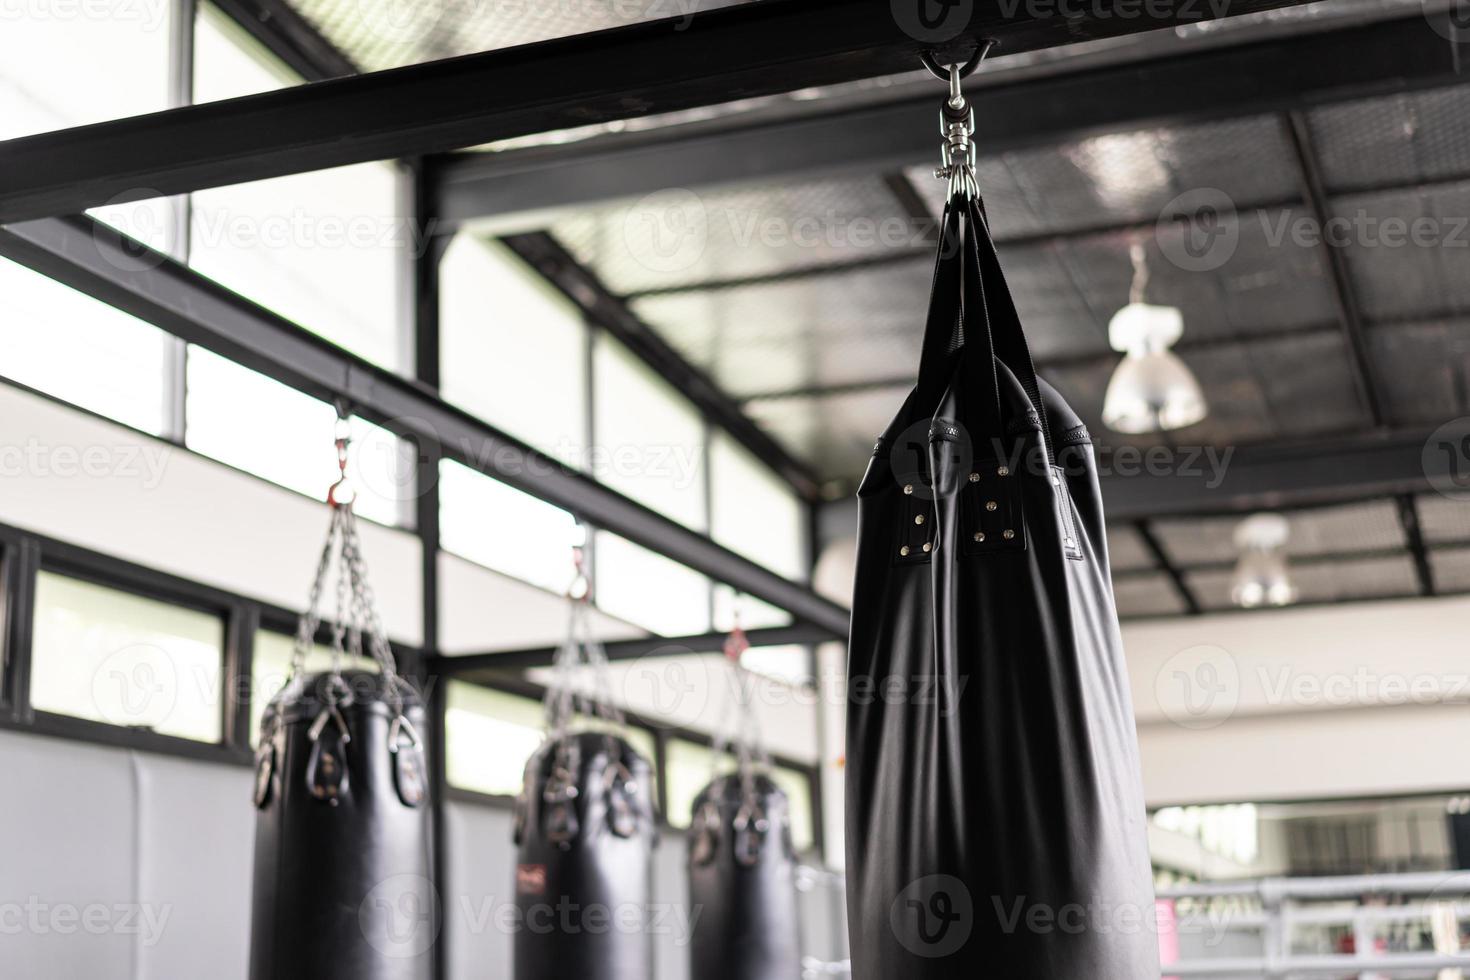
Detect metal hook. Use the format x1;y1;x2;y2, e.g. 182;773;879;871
918;38;997;88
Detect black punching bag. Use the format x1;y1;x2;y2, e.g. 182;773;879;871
514;730;657;980
250;670;434;979
688;772;802;980
845;188;1159;974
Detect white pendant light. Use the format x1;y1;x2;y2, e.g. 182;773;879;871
1102;243;1208;434
1231;513;1297;609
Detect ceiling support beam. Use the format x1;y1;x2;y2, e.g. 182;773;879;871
210;0;357;81
433;13;1469;224
1397;495;1438;597
440;623;834;673
1135;521;1203;615
0;215;852;637
0;0;1320;223
1283;109;1388;427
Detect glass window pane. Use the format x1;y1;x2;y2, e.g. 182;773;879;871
191;12;405;371
440;235;588;465
249;629;377;745
445;681;549;797
712;586;793;631
0;10;170;139
711;432;806;581
438;459;583;593
0;257;171;435
594;338;706;530
595;533;711;636
184;347;411;526
664;740;815;851
195;4;299;104
30;572;224;743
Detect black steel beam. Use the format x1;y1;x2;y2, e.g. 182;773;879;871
1397;495;1438;597
0;215;851;638
1134;521;1202;616
441;623;835;673
433;12;1469;224
0;0;1318;224
498;231;822;499
1284;109;1387;427
1100;427;1455;522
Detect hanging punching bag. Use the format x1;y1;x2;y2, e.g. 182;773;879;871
514;731;657;980
845;66;1159;979
251;425;435;980
251;671;434;979
514;560;657;980
688;773;802;980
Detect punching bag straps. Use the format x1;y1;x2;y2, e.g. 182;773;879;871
911;201;966;420
708;607;778;864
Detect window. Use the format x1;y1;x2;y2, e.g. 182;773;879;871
184;347;412;526
0;9;171;140
710;432;806;581
663;739;816;852
713;586;793;631
595;533;711;636
440;236;588;465
249;629;378;745
0;258;172;435
594;337;706;530
29;572;224;743
445;681;659;798
438;459;584;593
192;9;406;370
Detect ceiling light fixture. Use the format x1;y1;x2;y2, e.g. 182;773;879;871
1102;242;1208;434
1231;513;1298;609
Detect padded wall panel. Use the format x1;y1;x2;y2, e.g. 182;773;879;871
134;754;254;980
0;731;138;977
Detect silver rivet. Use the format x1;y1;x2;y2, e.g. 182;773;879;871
1065;538;1077;549
1003;529;1016;540
985;501;998;512
973;532;986;543
968;472;980;483
921;542;932;553
903;484;914;495
997;466;1010;477
914;515;925;525
1050;475;1061;487
900;545;910;557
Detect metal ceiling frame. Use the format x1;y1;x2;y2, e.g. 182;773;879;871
0;0;1322;224
432;13;1470;224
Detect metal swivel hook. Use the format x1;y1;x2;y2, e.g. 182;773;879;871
922;40;996;201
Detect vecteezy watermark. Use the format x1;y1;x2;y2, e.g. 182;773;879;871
0;439;171;489
360;874;441;959
457;892;702;945
1424;0;1470;43
890;876;974;958
1156;188;1241;273
849;673;971;718
1424;417;1470;502
0;0;169;29
1256;665;1470;710
1154;644;1240;731
890;0;975;43
617;650;717;730
0;899;173;946
620;189;941;275
91;643;181;730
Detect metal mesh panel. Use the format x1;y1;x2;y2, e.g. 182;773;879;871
1186;554;1420;609
287;0;749;72
1430;547;1470;593
551;176;917;294
1106;524;1156;573
1308;85;1470;194
629;259;930;398
907;115;1298;241
1111;573;1187;618
744;387;909;483
1417;495;1470;545
1153;500;1407;567
1333;183;1470;323
1367;320;1470;426
993;242;1110;360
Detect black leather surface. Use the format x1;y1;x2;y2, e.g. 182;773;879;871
845;199;1160;978
513;731;657;980
687;774;802;980
251;671;435;980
